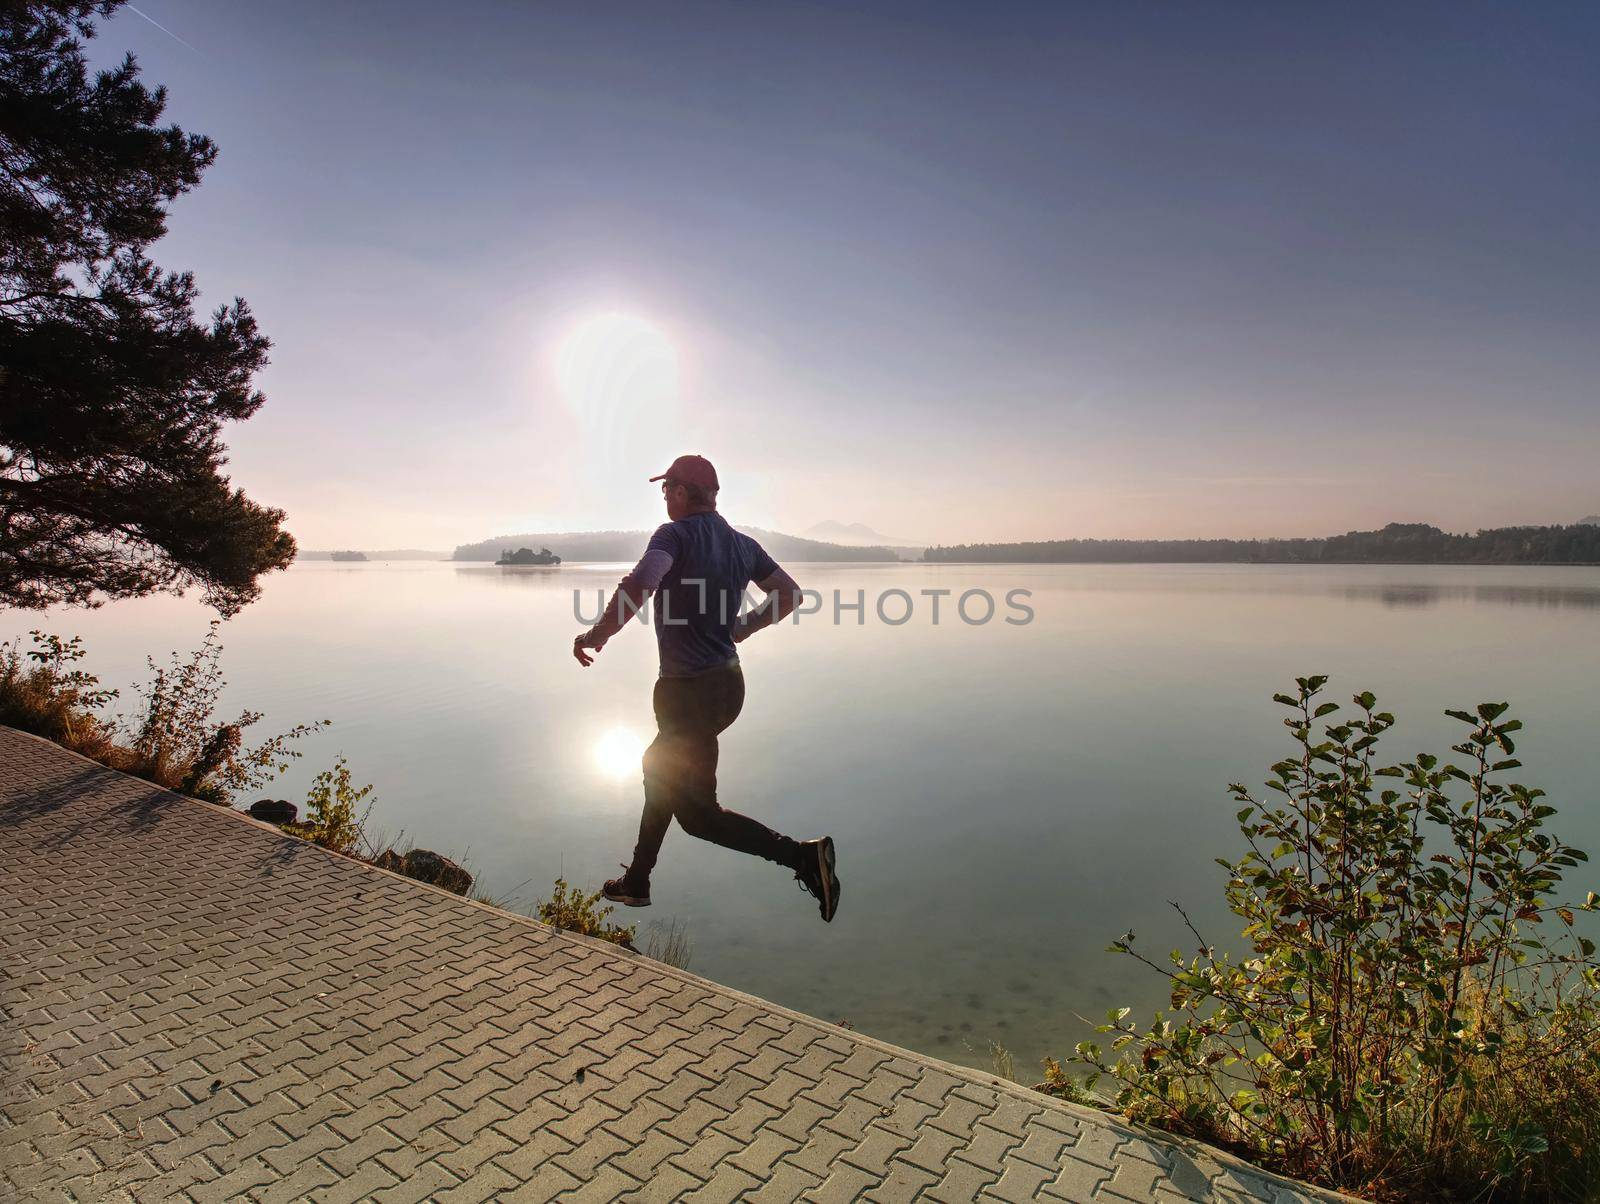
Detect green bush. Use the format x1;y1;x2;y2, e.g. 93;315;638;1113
1057;679;1600;1202
1;632;120;753
1;626;325;804
126;620;327;802
289;755;373;854
534;879;637;949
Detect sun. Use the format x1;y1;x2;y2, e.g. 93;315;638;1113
593;726;647;781
553;312;684;485
555;312;680;416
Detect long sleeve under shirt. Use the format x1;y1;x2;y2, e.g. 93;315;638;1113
608;512;779;678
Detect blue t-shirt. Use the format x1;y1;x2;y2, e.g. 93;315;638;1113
645;513;778;677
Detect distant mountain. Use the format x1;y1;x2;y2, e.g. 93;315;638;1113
452;527;902;563
1580;516;1600;526
803;519;922;547
300;549;448;561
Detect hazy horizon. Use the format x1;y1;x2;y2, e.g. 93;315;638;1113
303;511;1600;557
95;1;1600;548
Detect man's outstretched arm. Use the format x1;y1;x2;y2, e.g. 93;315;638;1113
734;567;803;644
572;548;673;667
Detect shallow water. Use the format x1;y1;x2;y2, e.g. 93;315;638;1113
13;560;1600;1075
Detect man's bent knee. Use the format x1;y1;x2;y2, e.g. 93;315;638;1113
674;802;722;840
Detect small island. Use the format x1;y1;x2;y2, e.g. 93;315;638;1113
496;546;561;566
330;550;368;562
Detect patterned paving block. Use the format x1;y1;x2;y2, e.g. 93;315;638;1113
0;728;1347;1202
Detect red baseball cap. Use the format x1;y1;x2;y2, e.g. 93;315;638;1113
648;454;719;491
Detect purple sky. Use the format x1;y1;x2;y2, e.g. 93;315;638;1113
97;1;1600;548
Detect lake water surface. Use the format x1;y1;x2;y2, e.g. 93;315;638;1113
12;561;1600;1075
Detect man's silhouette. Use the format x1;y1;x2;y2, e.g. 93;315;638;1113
573;455;840;922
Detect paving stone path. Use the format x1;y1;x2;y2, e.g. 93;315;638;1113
0;727;1344;1203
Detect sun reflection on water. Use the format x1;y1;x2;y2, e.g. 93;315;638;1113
593;726;646;780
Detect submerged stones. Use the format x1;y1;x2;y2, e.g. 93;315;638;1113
373;848;473;896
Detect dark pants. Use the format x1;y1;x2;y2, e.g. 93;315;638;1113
629;663;801;881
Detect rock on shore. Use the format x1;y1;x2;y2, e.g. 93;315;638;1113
248;799;298;824
373;848;473;895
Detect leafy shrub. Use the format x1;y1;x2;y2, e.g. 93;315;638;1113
0;632;121;756
125;620;327;802
1038;1056;1094;1105
288;755;373;854
534;879;637;949
1057;679;1600;1201
2;625;326;803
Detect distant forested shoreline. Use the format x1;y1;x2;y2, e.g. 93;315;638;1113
924;522;1600;565
452;527;898;563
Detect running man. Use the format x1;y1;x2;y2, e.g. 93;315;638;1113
572;454;840;922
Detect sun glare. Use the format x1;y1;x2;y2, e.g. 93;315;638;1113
556;313;679;416
594;726;647;780
553;312;683;489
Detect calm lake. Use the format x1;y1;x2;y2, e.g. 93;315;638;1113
13;560;1600;1076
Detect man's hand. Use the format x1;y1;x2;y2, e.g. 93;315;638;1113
576;575;651;666
735;567;802;643
572;630;607;667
